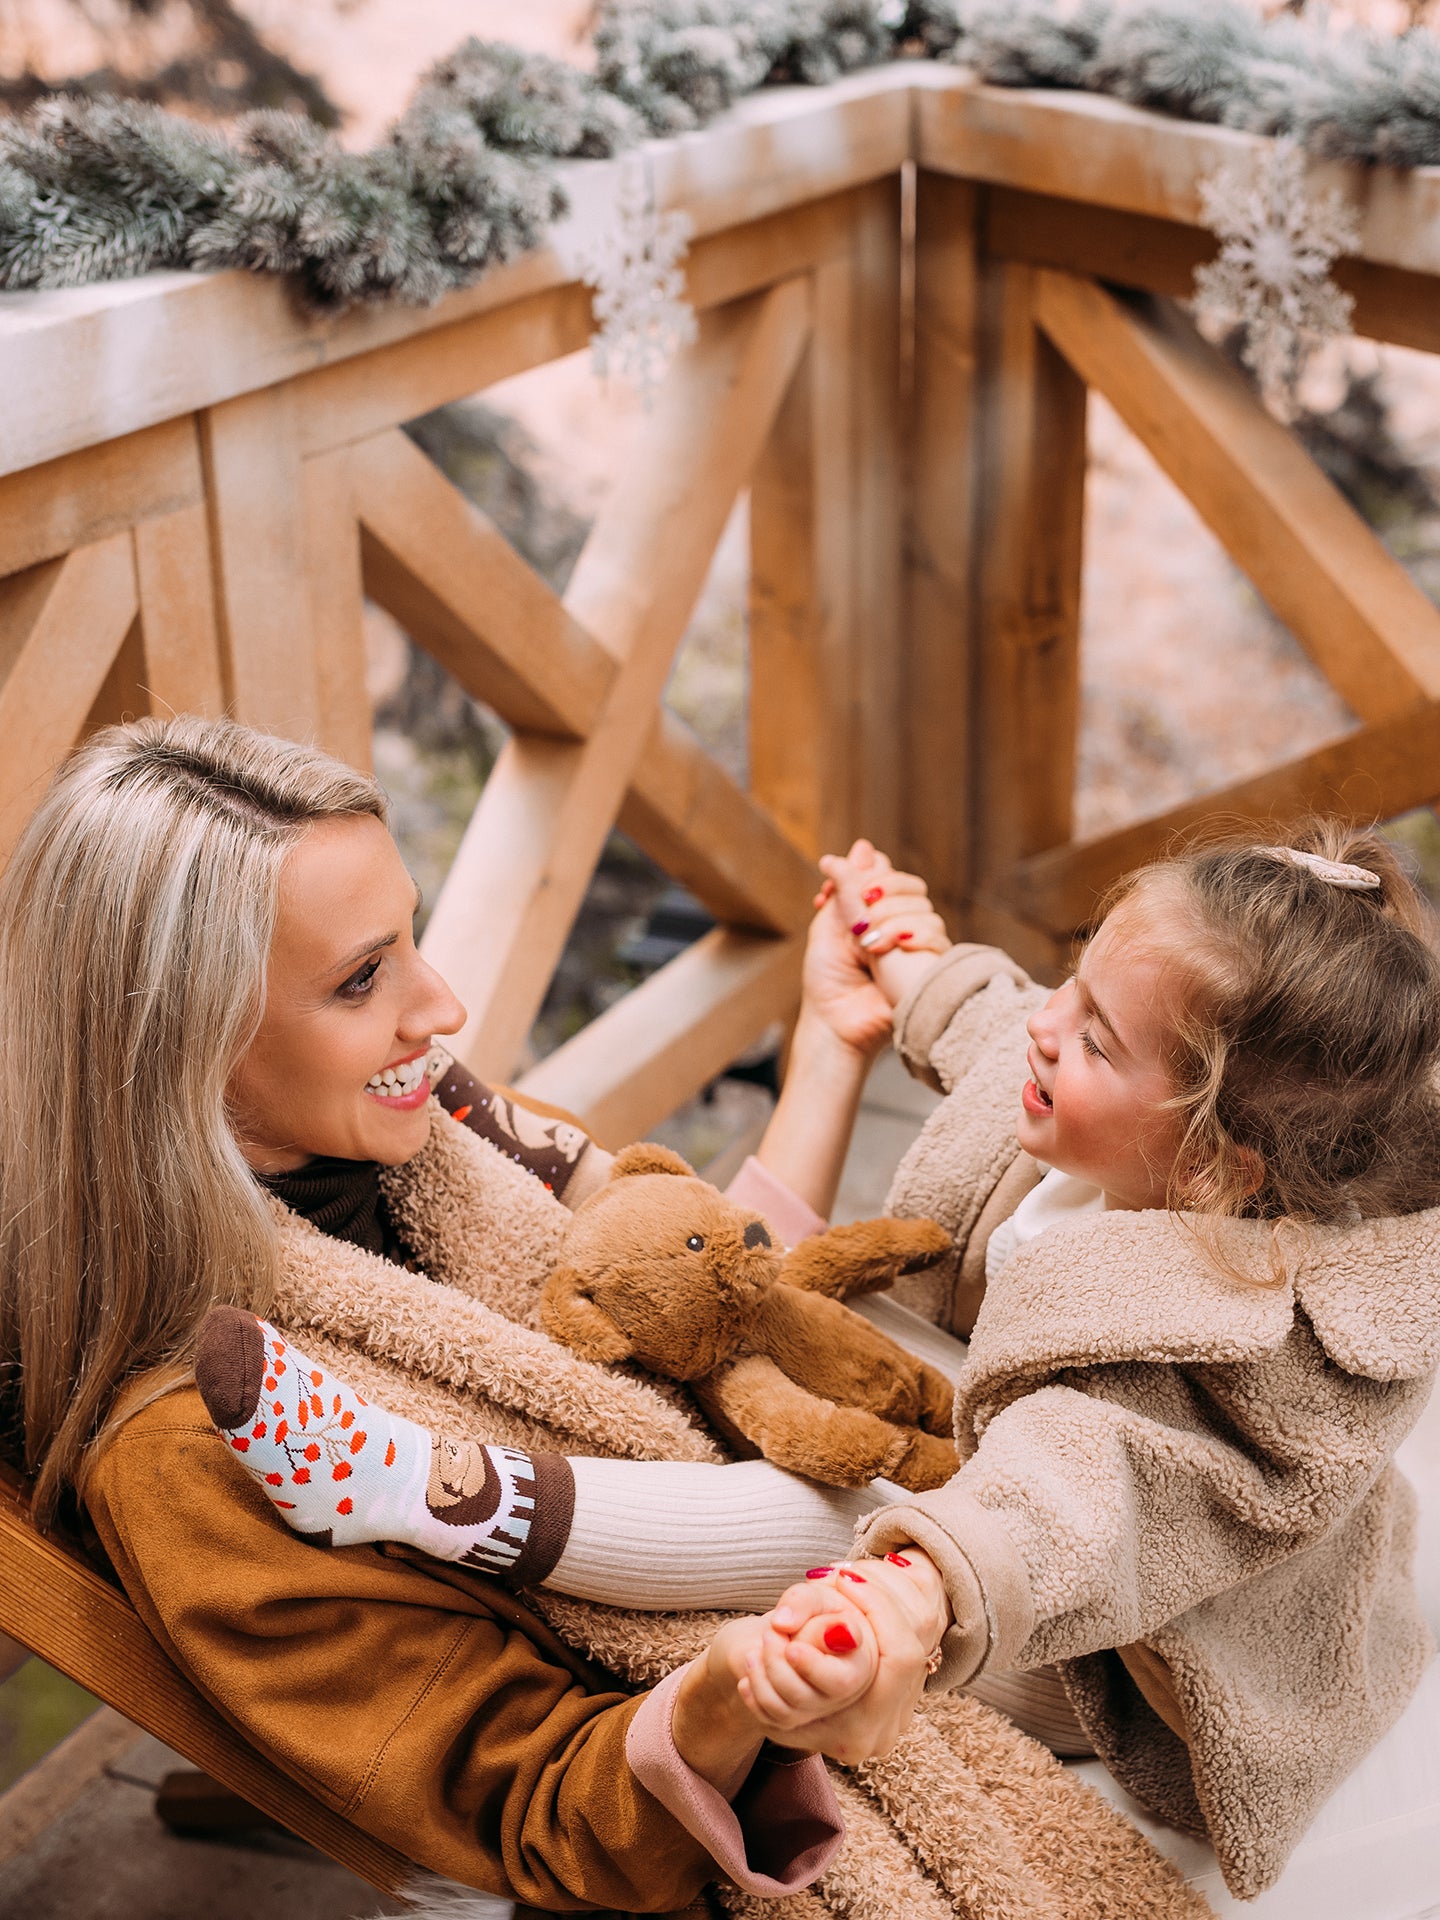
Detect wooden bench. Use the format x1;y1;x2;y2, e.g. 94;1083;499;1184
0;1463;412;1898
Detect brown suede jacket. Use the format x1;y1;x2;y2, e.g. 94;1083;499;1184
85;1386;829;1916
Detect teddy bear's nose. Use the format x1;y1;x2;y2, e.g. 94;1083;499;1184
743;1220;771;1250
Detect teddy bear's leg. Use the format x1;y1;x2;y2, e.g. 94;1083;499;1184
781;1217;953;1301
704;1354;943;1489
915;1360;959;1436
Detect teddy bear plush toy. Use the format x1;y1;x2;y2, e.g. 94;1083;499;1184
539;1144;960;1491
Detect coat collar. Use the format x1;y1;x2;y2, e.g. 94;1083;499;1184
960;1201;1440;1436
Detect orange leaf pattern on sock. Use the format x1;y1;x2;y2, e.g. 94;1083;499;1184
223;1325;387;1521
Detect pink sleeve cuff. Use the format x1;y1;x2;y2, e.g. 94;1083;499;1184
625;1663;843;1895
723;1157;827;1248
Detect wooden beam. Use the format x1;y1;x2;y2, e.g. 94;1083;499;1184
1033;273;1440;723
912;72;1440;284
133;503;225;719
517;928;803;1148
750;330;824;859
621;707;816;935
197;383;318;737
899;170;982;922
0;1485;408;1894
354;428;611;740
983;187;1440;356
0;416;201;579
1012;705;1440;934
970;260;1088;894
302;449;373;771
422;279;812;1077
0;536;139;860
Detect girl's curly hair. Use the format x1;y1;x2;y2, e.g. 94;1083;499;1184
1104;819;1440;1240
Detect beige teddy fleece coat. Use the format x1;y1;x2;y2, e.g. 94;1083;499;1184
856;944;1440;1901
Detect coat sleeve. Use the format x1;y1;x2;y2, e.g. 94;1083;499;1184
83;1394;835;1913
859;1324;1431;1677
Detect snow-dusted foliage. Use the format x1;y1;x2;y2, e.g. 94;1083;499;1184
3;1;1440;309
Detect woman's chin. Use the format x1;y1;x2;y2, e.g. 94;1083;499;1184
361;1096;433;1166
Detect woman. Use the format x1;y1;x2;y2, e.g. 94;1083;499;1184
0;716;942;1913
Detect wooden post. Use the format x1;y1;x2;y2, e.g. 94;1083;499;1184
899;171;981;928
968;256;1088;973
197;384;318;740
749;179;904;864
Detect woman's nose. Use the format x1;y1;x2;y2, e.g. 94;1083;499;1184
404;956;465;1041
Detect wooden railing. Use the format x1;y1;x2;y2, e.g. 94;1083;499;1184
6;66;1440;1137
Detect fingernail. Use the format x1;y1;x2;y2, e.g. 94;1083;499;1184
896;930;913;942
850;921;869;936
862;886;884;905
806;1567;834;1579
823;1622;858;1654
885;1552;912;1568
858;930;883;950
839;1568;867;1584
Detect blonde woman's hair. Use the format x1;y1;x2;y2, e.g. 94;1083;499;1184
0;716;386;1527
1101;819;1440;1255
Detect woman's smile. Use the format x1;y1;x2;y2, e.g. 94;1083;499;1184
364;1046;432;1108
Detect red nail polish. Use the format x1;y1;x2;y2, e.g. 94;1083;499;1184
839;1568;867;1584
862;886;884;905
885;1552;912;1568
806;1567;834;1580
850;921;869;936
823;1622;858;1654
897;930;913;941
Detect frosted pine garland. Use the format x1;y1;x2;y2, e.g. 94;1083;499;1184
7;2;1440;307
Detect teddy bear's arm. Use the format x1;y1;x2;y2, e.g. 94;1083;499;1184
780;1217;953;1301
700;1354;954;1491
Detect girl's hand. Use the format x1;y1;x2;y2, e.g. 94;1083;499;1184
798;893;895;1060
818;841;950;965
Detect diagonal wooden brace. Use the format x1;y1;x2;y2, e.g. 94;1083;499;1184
419;279;813;1078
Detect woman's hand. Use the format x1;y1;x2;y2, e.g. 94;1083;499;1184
672;1584;878;1795
758;1565;936;1766
799;850;900;1061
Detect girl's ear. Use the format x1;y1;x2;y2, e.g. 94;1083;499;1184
611;1143;695;1180
1235;1145;1266;1198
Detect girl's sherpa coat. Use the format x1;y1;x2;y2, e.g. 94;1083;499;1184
84;1102;1213;1920
859;944;1440;1901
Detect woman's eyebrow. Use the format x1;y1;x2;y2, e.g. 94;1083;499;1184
332;929;400;975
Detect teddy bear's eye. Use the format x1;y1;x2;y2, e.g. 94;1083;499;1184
685;1234;705;1252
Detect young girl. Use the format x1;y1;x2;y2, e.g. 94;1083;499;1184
818;823;1440;1901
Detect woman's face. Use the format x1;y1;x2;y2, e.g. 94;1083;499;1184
228;814;465;1172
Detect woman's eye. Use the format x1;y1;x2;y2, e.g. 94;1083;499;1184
685;1234;705;1252
339;957;382;1000
1079;1028;1104;1059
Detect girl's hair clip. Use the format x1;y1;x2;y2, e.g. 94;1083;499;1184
1261;846;1381;891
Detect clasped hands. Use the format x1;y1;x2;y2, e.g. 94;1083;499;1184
673;1549;953;1790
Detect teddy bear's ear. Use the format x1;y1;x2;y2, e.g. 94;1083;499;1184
610;1143;696;1180
540;1267;636;1365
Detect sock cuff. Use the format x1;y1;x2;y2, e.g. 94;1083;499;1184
511;1451;575;1586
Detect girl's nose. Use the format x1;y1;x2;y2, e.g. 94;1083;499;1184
1027;985;1066;1056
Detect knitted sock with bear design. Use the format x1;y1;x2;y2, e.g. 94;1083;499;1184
194;1306;573;1585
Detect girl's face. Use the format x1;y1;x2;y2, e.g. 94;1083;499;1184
1017;901;1186;1210
228;814;465;1172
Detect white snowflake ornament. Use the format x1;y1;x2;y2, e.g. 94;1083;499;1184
574;161;698;409
1193;138;1359;417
